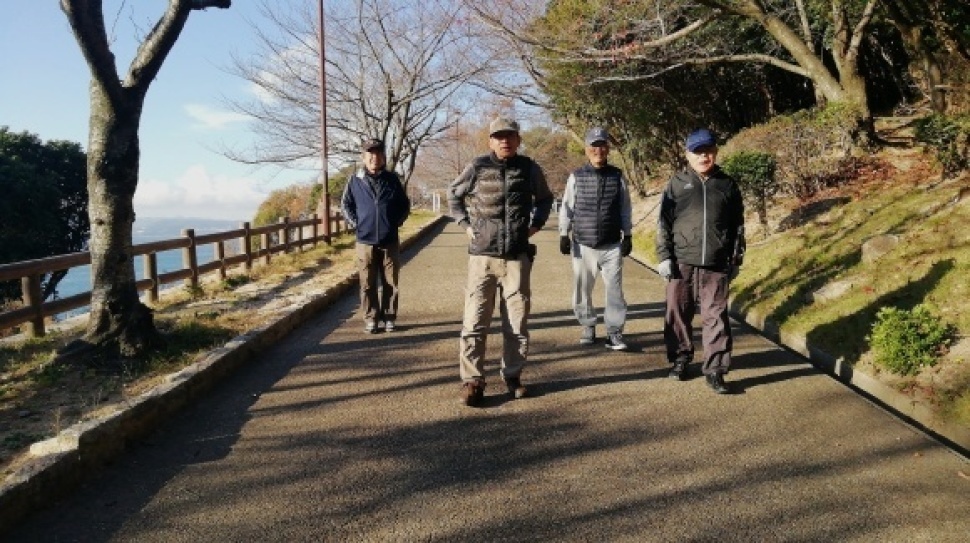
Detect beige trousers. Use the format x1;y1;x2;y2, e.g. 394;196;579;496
459;254;532;383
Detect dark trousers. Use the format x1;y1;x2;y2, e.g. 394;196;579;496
664;263;733;375
356;242;400;324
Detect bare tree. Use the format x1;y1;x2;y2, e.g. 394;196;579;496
58;0;229;359
227;0;490;188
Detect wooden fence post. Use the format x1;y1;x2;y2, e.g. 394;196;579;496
280;217;290;254
312;213;319;247
260;229;271;266
215;241;227;280
181;229;198;289
21;274;44;338
144;253;159;303
242;222;253;271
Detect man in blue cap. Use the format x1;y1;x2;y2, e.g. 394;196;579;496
655;128;746;394
558;126;634;350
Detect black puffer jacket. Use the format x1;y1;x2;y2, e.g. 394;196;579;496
448;153;553;257
655;166;745;270
570;163;625;249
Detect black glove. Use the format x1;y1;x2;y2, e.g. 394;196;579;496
560;236;571;255
621;236;632;257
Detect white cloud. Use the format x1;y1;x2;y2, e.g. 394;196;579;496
184;103;251;130
135;165;269;221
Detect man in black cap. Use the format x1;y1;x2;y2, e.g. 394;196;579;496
656;128;746;394
341;138;410;334
558;126;633;351
448;116;554;406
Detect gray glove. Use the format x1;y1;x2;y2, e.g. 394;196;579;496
658;259;674;280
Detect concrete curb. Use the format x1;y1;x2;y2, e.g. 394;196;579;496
629;253;969;458
0;214;450;533
732;305;970;458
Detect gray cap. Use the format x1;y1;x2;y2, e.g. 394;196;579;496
488;117;520;136
361;138;384;152
585;127;609;145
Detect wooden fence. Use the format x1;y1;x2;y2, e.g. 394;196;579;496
0;213;348;338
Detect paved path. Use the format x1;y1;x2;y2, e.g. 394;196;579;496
8;221;970;542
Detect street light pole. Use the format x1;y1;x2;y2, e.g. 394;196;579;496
318;0;332;242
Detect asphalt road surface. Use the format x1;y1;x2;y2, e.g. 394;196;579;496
7;220;969;542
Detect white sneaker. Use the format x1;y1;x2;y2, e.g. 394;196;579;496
605;332;628;351
383;320;396;332
364;321;378;334
579;326;596;345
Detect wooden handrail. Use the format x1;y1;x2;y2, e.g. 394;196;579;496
0;210;349;338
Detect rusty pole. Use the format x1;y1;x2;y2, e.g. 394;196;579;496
318;0;332;242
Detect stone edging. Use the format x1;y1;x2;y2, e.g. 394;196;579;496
0;214;450;534
731;304;970;458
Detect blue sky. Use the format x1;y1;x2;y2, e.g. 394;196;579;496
0;1;311;222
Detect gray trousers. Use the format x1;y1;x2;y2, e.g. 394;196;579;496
570;241;626;333
459;254;532;383
355;242;400;324
664;263;733;375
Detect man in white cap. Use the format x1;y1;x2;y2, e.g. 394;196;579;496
448;116;554;407
558;126;633;351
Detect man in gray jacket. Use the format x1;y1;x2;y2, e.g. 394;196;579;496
656;128;745;394
448;116;553;407
559;127;633;351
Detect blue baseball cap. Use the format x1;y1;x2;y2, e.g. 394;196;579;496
685;128;717;152
585;127;609;145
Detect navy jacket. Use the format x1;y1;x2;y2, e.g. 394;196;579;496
340;169;410;246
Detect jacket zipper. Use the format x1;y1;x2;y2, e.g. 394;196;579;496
701;178;708;266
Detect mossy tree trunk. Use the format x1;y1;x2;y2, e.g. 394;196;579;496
59;0;200;357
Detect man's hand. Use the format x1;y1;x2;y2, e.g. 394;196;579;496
528;226;540;237
621;236;632;257
560;236;571;255
658;259;674;280
465;226;475;241
729;266;740;281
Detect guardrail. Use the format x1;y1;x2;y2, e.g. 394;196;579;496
0;213;348;338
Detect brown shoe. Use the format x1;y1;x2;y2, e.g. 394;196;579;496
462;381;484;407
505;377;528;399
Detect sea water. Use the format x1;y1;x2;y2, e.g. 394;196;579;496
52;217;244;319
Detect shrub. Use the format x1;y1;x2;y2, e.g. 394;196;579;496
867;305;955;376
913;113;970;178
722;151;778;237
721;103;861;201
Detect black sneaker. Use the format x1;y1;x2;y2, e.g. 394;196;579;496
668;357;689;380
706;372;730;394
505;377;528;399
462;381;485;407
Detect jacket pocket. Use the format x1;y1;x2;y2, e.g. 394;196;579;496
470;218;499;254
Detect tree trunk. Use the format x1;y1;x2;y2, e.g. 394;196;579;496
82;82;158;357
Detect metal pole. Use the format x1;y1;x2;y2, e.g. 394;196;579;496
318;0;332;242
